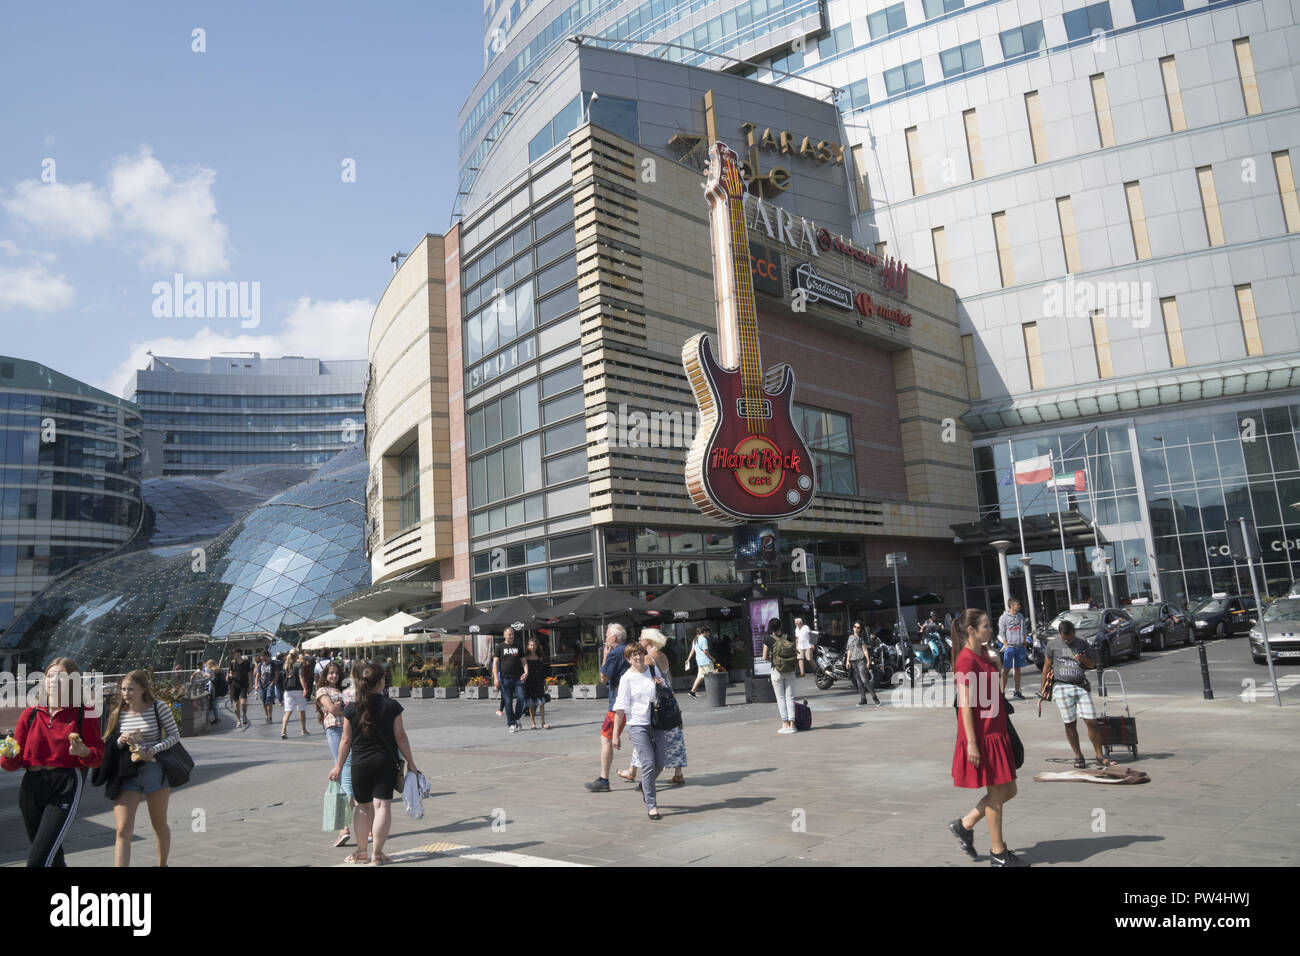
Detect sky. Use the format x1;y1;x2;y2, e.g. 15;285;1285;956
0;0;485;396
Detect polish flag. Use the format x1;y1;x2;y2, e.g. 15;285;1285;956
1013;455;1053;484
1048;470;1087;491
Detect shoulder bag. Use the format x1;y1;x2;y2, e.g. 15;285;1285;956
150;701;194;787
648;665;682;732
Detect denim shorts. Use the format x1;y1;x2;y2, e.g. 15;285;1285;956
120;760;168;795
1002;645;1028;668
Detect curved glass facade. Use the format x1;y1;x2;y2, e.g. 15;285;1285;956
1;445;369;673
1;357;143;635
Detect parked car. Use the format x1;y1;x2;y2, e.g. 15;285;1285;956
1249;597;1300;665
1126;600;1191;650
1189;594;1258;640
1030;607;1141;669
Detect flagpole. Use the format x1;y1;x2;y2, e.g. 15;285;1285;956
1050;449;1075;606
1079;429;1108;606
1007;439;1039;637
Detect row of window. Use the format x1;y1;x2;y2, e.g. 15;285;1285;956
463;234;573;319
162;450;339;465
466;306;580;394
141;412;362;429
2;431;137;474
471;530;592;575
468;363;581;457
0;487;140;525
0;391;135;422
135;392;362;409
472;559;594;603
0;468;139;496
465;196;573;299
159;430;361;447
469;482;591;539
0;543;120;580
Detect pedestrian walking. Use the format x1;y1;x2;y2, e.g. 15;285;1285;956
1;657;104;867
301;654;316;697
794;616;815;677
227;648;252;728
102;670;181;867
845;622;882;706
619;629;686;786
1041;619;1114;769
523;637;551;730
194;659;224;725
948;608;1025;867
314;661;351;847
329;662;422;865
761;619;799;733
584;623;630;792
685;624;720;698
272;652;285;706
492;627;528;732
998;598;1029;699
280;651;312;739
610;642;669;820
254;651;277;723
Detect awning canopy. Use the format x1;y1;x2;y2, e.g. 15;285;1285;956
950;509;1099;552
302;616;378;651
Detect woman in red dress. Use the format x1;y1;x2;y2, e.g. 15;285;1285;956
947;608;1025;867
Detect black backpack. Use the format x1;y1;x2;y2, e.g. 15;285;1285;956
211;669;228;697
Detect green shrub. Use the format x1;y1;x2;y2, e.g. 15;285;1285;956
575;654;601;684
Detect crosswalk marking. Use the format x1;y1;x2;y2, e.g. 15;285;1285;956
1254;674;1300;694
334;841;588;867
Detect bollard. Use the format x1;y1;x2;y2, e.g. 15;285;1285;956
1196;638;1214;700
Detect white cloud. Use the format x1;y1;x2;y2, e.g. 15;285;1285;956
2;147;231;276
99;296;373;396
108;148;230;276
0;263;75;312
3;180;113;240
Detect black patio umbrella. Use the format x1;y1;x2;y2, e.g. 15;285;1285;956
728;586;812;613
535;586;657;625
471;596;554;634
815;582;886;611
405;603;482;634
903;591;944;607
648;585;741;621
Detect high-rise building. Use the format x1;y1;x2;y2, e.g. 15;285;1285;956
0;356;143;638
124;354;367;478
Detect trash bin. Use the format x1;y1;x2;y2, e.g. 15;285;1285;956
705;672;728;707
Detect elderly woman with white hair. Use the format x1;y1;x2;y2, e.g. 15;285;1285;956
617;628;687;787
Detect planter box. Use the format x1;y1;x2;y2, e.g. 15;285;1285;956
462;686;489;699
409;686;436;699
728;669;747;684
177;695;210;738
488;686;502;699
433;686;459;699
387;686;411;698
573;684;608;700
546;685;572;699
670;676;693;692
745;677;777;704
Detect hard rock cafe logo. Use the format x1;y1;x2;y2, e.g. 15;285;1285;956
711;437;807;498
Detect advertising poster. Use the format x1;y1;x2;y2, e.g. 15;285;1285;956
748;597;780;659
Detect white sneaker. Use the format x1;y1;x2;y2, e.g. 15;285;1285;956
778;727;796;734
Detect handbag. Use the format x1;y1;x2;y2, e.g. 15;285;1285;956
649;665;682;732
1005;707;1025;770
152;701;194;788
323;778;352;831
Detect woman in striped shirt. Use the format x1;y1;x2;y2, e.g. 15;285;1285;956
106;670;180;867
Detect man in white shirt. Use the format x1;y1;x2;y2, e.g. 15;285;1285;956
794;617;814;677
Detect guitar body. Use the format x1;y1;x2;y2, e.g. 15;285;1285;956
682;141;818;524
683;332;815;523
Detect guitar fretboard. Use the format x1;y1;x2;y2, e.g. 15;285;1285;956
718;154;766;436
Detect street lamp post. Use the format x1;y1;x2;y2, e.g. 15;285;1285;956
990;540;1013;610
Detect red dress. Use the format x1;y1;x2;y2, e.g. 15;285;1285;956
951;648;1016;788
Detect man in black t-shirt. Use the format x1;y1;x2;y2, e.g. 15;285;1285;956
1041;619;1111;768
492;627;529;732
227;649;253;729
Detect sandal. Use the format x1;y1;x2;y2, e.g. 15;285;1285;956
670;775;685;786
333;830;350;848
1073;756;1087;769
344;851;369;864
542;723;550;729
280;732;287;740
1095;758;1118;768
616;769;638;782
370;851;390;866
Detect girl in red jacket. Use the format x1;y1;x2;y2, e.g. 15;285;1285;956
1;657;105;867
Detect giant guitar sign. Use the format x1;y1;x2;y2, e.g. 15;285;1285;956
682;143;817;524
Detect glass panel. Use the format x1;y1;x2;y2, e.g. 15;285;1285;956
542;363;582;398
522;435;542;492
537;284;578;325
519;382;539;434
551;559;593;591
500;391;520;441
545;449;586;484
545;419;585;454
487;449;504;502
469;408;485;454
504;443;523;498
515;281;535;335
543;390;584;424
550;530;592;559
484;400;501;448
545;482;589;517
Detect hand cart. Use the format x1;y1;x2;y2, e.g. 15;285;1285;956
1098;670;1138;761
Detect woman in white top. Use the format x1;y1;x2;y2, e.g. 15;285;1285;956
106;669;180;867
619;629;686;786
611;642;668;820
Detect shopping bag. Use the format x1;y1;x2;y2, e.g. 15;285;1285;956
323;778;352;831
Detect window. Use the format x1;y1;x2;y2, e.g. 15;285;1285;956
1091;74;1116;148
999;22;1045;60
962;334;980;399
1235;285;1263;357
844;79;870;111
542;389;583;425
1275;151;1300;233
534;197;573;239
1197;166;1225;247
993;211;1015;287
398;442;420;529
1159;56;1186;132
1233;38;1262;116
1025;91;1047;163
963;109;984;179
588;94;639;143
1161;298;1186;367
850;143;871;210
1057;197;1081;274
922;0;964;19
941;40;983;78
867;3;907;39
905;126;924;195
527;94;582;162
1091;312;1114;378
1064;2;1113;41
1022;323;1045;389
1132;0;1183;23
884;60;925;97
1125;181;1151;260
541;362;581;398
931;226;950;285
818;24;854;57
794;405;856;495
772;48;804;74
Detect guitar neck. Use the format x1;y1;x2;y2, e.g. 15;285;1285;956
707;153;764;402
